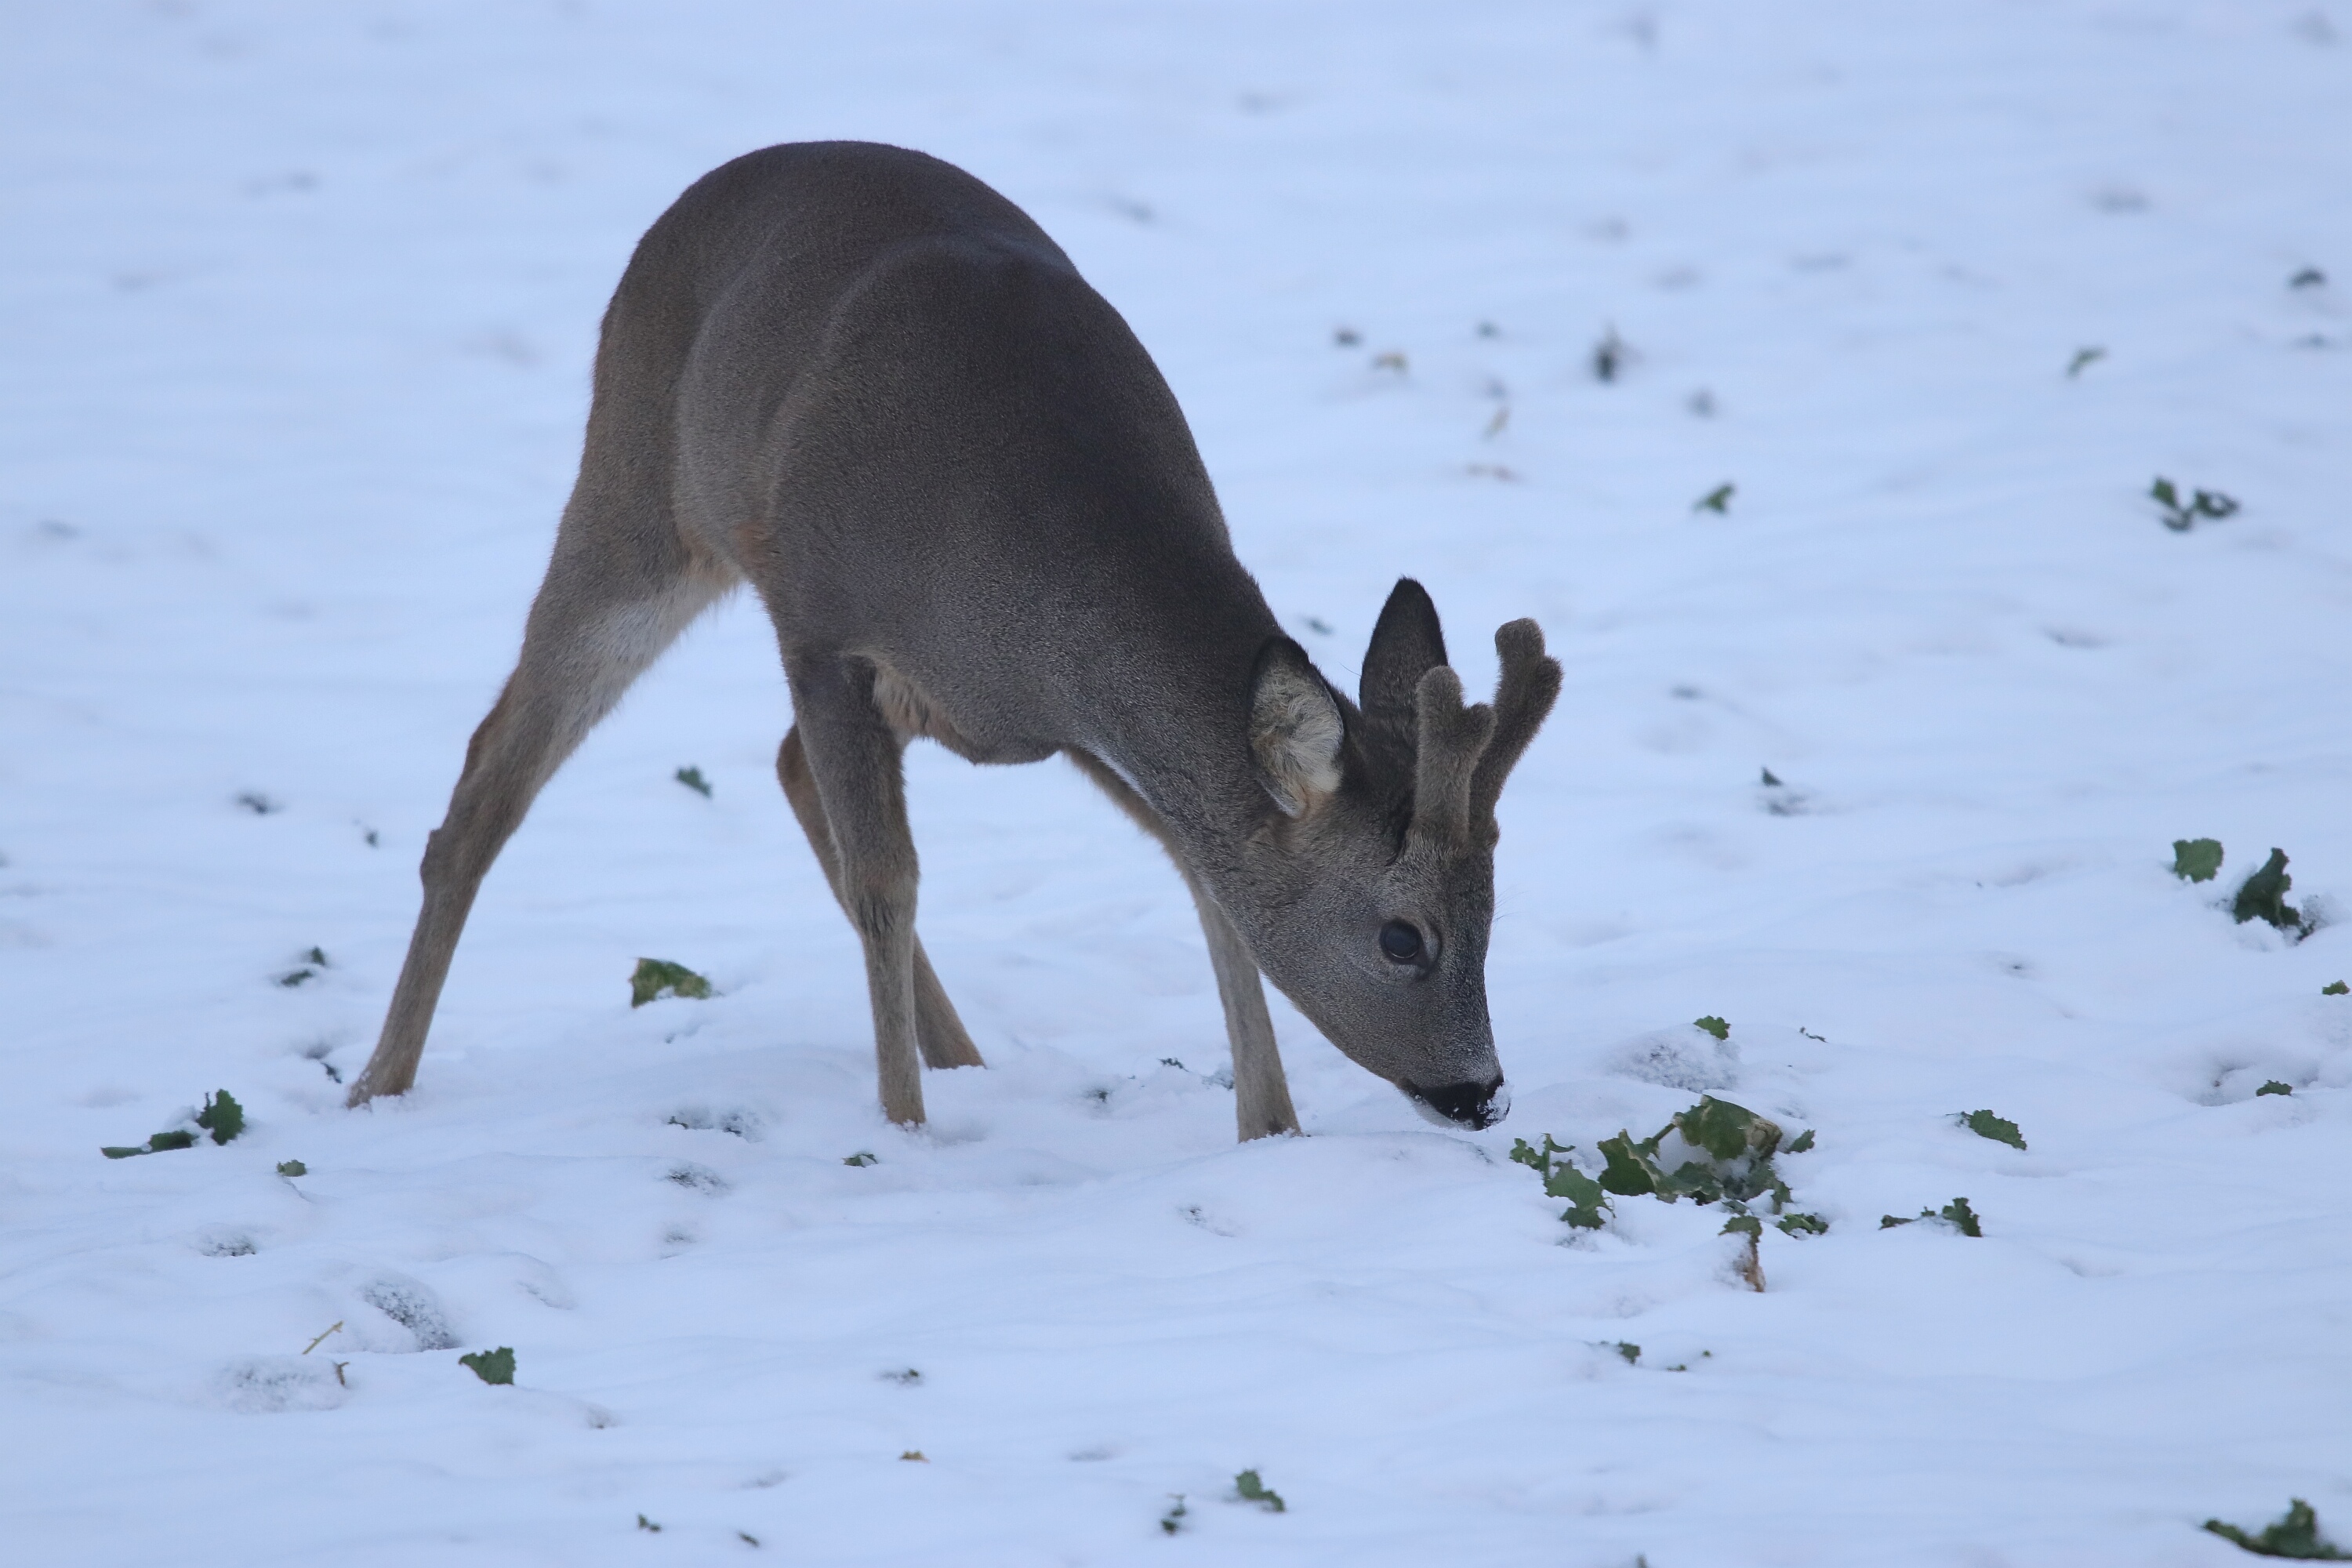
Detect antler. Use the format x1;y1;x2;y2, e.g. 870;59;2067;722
1410;665;1496;852
1468;619;1562;837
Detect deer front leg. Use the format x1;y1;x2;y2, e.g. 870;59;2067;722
784;655;926;1127
1188;886;1301;1140
776;728;983;1069
1062;747;1299;1140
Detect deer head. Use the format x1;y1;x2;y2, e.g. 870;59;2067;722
1227;578;1561;1129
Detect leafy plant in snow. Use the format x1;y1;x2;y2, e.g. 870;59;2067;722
1233;1470;1286;1512
459;1346;516;1385
630;957;713;1007
1508;1133;1610;1229
1693;1015;1730;1041
1693;483;1734;514
277;946;330;986
2065;346;2106;378
675;765;713;797
276;1159;307;1178
1957;1109;2026;1150
2202;1498;2349;1559
2324;982;2347;996
102;1090;243;1158
1881;1197;1982;1237
1160;1497;1188;1535
2258;1081;2294;1098
2150;477;2238;532
2172;838;2224;884
2233;849;2314;938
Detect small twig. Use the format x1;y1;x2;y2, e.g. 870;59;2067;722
302;1321;344;1356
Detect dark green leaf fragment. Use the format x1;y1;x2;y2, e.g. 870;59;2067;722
2233;849;2308;935
1776;1212;1829;1236
1233;1470;1286;1512
636;1514;662;1533
1674;1095;1779;1161
1759;767;1782;786
2257;1080;2293;1098
1693;482;1735;514
630;957;713;1007
1508;1134;1570;1174
1596;1131;1661;1196
459;1346;515;1385
1160;1497;1188;1535
2324;982;2348;996
2066;346;2106;378
675;765;713;798
1938;1197;1982;1236
276;1160;307;1178
1958;1109;2026;1150
1786;1129;1816;1153
2202;1498;2350;1559
197;1090;244;1145
1693;1015;1730;1041
1721;1214;1762;1238
1546;1164;1612;1230
842;1151;877;1167
100;1145;151;1160
1612;1341;1641;1365
2172;838;2224;883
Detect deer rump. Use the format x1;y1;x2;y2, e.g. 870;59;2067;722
345;142;1559;1142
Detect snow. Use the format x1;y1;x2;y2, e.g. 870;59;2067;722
3;2;2349;1563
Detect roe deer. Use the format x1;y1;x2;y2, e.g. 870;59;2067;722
344;141;1559;1140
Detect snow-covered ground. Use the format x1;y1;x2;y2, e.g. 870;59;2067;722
5;2;2350;1563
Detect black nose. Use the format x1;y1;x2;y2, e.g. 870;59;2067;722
1406;1076;1508;1130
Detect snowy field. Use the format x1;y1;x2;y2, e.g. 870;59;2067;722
5;2;2350;1563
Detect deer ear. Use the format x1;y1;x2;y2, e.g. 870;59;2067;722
1359;578;1448;729
1250;637;1345;817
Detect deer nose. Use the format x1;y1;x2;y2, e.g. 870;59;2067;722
1406;1075;1508;1130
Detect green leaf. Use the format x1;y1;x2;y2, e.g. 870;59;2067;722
1673;1095;1779;1161
1595;1132;1660;1196
636;1514;662;1534
1693;483;1735;514
147;1129;195;1152
1879;1213;1916;1229
2202;1498;2350;1559
2065;346;2105;378
1611;1341;1640;1365
1720;1214;1762;1238
1759;767;1783;786
1160;1497;1189;1535
1776;1212;1829;1236
1786;1129;1817;1153
842;1151;878;1167
2151;476;2180;508
1693;1015;1730;1041
2257;1080;2293;1098
2324;982;2348;996
197;1090;245;1145
100;1145;151;1160
1509;1134;1570;1175
2172;838;2224;883
459;1347;515;1385
1938;1197;1983;1237
674;765;713;798
2232;849;2307;935
630;958;713;1007
1544;1163;1612;1229
2192;488;2240;521
1233;1470;1286;1512
1958;1109;2026;1151
276;1160;307;1178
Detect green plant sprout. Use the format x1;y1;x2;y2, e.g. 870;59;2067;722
1233;1470;1286;1512
1881;1197;1982;1237
2202;1498;2348;1559
2172;838;2224;883
1957;1109;2026;1150
2150;476;2238;532
630;958;713;1007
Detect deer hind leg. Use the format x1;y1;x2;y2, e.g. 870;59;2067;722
346;539;729;1107
782;653;929;1126
1063;749;1300;1140
776;727;983;1070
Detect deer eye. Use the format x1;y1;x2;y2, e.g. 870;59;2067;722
1378;920;1425;965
